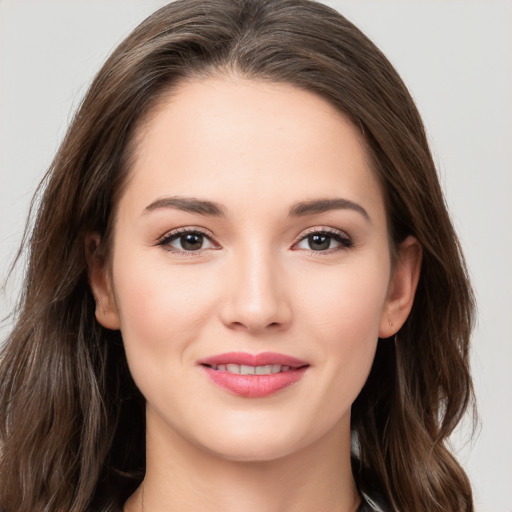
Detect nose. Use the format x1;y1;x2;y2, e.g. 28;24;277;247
219;245;292;334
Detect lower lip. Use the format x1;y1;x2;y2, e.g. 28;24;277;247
200;366;308;398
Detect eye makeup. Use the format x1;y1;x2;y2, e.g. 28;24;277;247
291;226;353;255
156;225;353;256
156;226;219;256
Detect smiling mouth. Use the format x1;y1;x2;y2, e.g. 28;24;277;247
202;363;303;375
198;352;310;397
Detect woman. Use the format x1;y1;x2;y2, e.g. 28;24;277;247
0;0;475;511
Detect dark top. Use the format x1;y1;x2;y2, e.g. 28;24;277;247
357;490;390;512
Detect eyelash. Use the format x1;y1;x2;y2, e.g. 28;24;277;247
294;227;353;254
156;226;353;256
156;227;218;257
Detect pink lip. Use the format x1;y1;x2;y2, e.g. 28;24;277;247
198;351;309;398
198;351;308;368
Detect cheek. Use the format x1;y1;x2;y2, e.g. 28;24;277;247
300;262;389;336
113;252;212;328
296;259;389;389
109;251;220;379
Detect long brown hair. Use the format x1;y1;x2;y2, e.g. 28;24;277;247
0;1;475;510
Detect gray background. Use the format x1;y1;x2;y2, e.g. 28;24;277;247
1;1;511;510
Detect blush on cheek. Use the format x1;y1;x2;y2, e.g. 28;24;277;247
113;264;217;367
308;281;385;333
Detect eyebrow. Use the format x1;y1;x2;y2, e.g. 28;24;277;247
288;198;370;222
143;197;226;216
143;196;370;222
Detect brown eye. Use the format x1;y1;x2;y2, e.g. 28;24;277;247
295;229;353;252
308;234;331;250
158;229;217;253
179;233;204;251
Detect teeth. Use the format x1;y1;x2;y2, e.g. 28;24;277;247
215;364;291;375
255;365;272;375
240;364;255;375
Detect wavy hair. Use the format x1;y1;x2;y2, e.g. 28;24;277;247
0;1;475;510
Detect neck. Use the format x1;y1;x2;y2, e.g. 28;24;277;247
125;410;360;512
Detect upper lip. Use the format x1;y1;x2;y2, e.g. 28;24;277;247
198;351;309;368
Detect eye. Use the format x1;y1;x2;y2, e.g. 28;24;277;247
157;228;218;254
294;229;353;253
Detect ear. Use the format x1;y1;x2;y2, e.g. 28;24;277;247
379;236;422;338
85;233;121;330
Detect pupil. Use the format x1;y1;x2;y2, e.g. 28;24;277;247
181;233;203;250
309;234;330;250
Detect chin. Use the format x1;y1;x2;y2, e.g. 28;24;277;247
192;421;316;464
203;439;301;463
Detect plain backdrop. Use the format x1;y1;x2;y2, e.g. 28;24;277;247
0;1;511;510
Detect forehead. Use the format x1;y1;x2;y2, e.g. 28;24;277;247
121;76;385;224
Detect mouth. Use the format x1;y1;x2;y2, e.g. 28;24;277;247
198;352;309;398
202;363;301;375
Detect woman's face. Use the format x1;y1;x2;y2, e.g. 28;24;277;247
91;76;419;462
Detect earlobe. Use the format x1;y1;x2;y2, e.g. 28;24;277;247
379;236;422;338
85;233;121;330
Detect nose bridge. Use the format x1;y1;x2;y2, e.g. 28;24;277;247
221;238;291;332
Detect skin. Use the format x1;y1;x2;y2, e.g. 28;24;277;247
88;75;421;512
